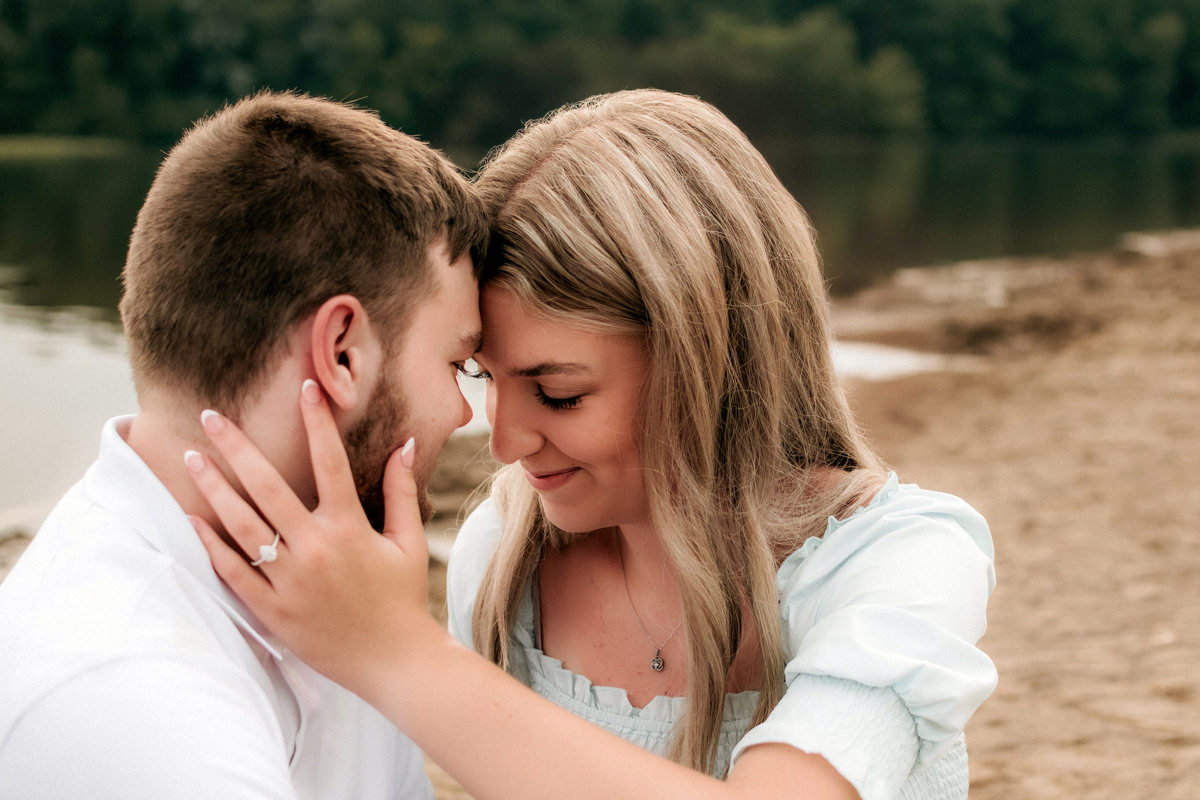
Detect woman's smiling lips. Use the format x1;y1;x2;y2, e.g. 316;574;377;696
524;467;581;491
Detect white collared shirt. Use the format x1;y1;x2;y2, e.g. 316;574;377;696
0;417;431;799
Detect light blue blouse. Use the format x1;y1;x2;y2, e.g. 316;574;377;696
446;474;997;800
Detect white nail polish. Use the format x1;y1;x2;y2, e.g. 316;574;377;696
200;409;224;434
301;379;321;404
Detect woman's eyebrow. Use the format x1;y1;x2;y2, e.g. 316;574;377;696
512;362;592;378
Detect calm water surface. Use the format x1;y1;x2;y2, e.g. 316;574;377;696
4;135;1200;531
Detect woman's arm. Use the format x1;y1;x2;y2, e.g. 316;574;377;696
333;608;853;800
187;380;858;800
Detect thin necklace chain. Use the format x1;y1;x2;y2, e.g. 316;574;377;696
616;537;682;672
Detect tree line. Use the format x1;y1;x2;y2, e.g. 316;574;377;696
2;0;1199;153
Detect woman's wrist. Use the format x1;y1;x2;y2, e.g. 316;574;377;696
351;610;455;711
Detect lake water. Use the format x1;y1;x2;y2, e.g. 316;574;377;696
4;134;1200;534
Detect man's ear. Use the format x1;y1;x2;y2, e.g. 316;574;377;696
309;295;381;413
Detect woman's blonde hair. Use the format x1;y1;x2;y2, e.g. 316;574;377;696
471;89;887;774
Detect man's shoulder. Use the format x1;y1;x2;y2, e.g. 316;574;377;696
2;482;180;623
0;498;295;791
0;495;429;799
0;490;258;724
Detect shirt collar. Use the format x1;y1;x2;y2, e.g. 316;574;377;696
84;416;285;660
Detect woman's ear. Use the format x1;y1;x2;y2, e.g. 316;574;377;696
309;295;381;413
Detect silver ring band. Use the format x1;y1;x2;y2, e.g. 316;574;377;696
250;531;281;566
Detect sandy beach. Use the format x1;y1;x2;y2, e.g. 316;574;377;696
3;232;1197;797
831;232;1199;798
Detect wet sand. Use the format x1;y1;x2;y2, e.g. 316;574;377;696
3;232;1197;797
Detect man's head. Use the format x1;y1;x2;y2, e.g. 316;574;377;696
119;92;487;521
120;90;486;415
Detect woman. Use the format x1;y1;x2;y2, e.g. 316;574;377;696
190;90;996;799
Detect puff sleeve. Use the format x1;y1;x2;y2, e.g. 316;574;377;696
731;476;997;799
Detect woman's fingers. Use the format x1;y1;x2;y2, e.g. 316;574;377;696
381;439;429;564
298;379;360;511
191;514;278;613
184;448;286;569
183;406;437;689
199;407;312;533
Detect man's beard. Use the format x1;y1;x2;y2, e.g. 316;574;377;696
343;365;434;531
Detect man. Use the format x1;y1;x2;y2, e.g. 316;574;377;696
0;91;487;798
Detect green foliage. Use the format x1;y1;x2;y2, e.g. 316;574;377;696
636;11;865;133
1124;10;1187;131
4;0;1200;146
862;47;927;133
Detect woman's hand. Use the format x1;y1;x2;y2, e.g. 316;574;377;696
185;378;436;691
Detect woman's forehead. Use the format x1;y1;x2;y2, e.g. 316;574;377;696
479;287;645;375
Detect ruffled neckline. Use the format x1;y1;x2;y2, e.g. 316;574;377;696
514;587;760;725
510;472;903;724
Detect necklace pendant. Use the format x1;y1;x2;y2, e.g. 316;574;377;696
650;650;665;672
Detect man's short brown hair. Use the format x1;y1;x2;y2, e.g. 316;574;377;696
119;90;487;412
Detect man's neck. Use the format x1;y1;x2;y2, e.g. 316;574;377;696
124;371;322;534
124;396;226;528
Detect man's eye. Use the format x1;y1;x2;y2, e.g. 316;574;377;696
456;359;491;381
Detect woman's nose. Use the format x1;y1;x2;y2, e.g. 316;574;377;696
486;383;543;465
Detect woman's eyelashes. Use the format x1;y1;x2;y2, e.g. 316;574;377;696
535;389;583;410
460;357;582;409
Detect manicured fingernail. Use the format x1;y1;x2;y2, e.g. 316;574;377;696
200;409;225;434
399;437;415;469
301;379;322;405
184;450;205;474
186;514;201;532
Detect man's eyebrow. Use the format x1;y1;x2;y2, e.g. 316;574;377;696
460;331;483;354
512;362;591;378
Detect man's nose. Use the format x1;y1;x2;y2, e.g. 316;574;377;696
455;385;473;430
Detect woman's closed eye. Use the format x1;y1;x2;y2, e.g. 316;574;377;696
462;353;581;408
536;389;583;410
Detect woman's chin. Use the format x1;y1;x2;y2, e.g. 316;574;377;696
537;501;600;536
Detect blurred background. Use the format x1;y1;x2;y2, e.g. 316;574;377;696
2;3;1199;798
6;0;1200;530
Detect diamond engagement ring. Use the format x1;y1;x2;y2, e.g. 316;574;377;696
250;532;281;566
